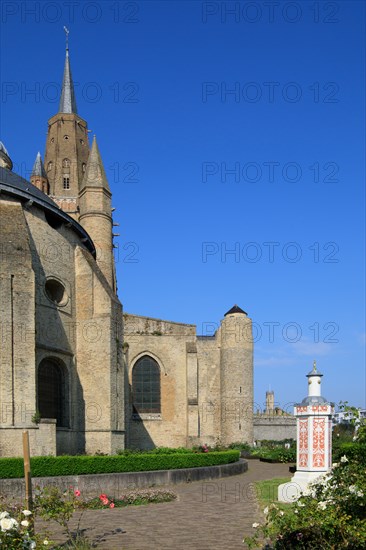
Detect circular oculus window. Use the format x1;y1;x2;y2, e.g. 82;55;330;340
45;279;68;306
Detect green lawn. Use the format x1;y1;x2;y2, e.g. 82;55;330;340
255;477;292;508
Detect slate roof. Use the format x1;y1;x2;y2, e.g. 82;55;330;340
224;304;248;316
59;48;77;114
0;167;95;257
31;152;48;178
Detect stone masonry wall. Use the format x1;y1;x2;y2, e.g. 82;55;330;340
124;314;196;449
0;200;36;457
253;416;296;441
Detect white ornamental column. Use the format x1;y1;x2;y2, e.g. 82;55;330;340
278;361;334;502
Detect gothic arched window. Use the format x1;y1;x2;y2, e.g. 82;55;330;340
132;356;161;414
37;358;69;427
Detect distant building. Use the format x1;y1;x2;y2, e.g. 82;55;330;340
332;409;366;425
265;390;275;414
254;390;296;441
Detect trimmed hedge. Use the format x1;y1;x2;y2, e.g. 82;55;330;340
249;447;296;463
336;442;366;464
117;446;193;455
0;450;240;479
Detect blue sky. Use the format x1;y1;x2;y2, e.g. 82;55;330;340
1;0;365;410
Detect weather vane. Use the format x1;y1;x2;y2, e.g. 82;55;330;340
63;26;69;50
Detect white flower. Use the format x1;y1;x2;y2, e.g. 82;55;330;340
30;542;37;549
318;501;327;510
297;501;305;507
332;463;339;468
263;506;269;515
0;517;18;531
357;490;364;497
43;541;49;546
317;474;331;487
22;510;32;516
252;522;260;528
0;511;9;519
294;509;298;514
340;455;349;463
21;520;29;527
279;511;284;516
349;485;357;494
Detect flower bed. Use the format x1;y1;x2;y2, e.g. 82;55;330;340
0;485;178;548
85;488;177;509
0;450;240;479
251;448;296;463
244;419;366;549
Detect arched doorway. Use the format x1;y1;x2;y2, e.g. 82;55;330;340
37;358;68;427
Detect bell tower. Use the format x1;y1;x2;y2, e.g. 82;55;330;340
44;29;90;219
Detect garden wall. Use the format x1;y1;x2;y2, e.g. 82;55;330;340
0;459;248;500
253;416;296;441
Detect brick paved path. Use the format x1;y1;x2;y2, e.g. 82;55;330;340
40;460;290;550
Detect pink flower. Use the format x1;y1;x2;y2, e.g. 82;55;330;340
99;493;107;501
74;490;81;497
101;498;109;506
109;502;115;508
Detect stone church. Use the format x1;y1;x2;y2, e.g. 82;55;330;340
0;43;254;457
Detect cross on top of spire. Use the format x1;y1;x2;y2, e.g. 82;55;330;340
64;26;69;50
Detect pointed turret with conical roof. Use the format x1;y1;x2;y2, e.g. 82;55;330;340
79;136;115;289
44;31;89;218
224;304;248;316
30;152;49;194
80;136;110;193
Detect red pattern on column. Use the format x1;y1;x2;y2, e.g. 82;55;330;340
328;420;332;468
298;419;308;468
312;405;329;413
313;418;325;467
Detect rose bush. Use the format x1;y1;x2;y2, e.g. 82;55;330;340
0;508;49;549
85;488;177;509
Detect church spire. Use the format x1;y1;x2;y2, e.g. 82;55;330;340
59;28;77;114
